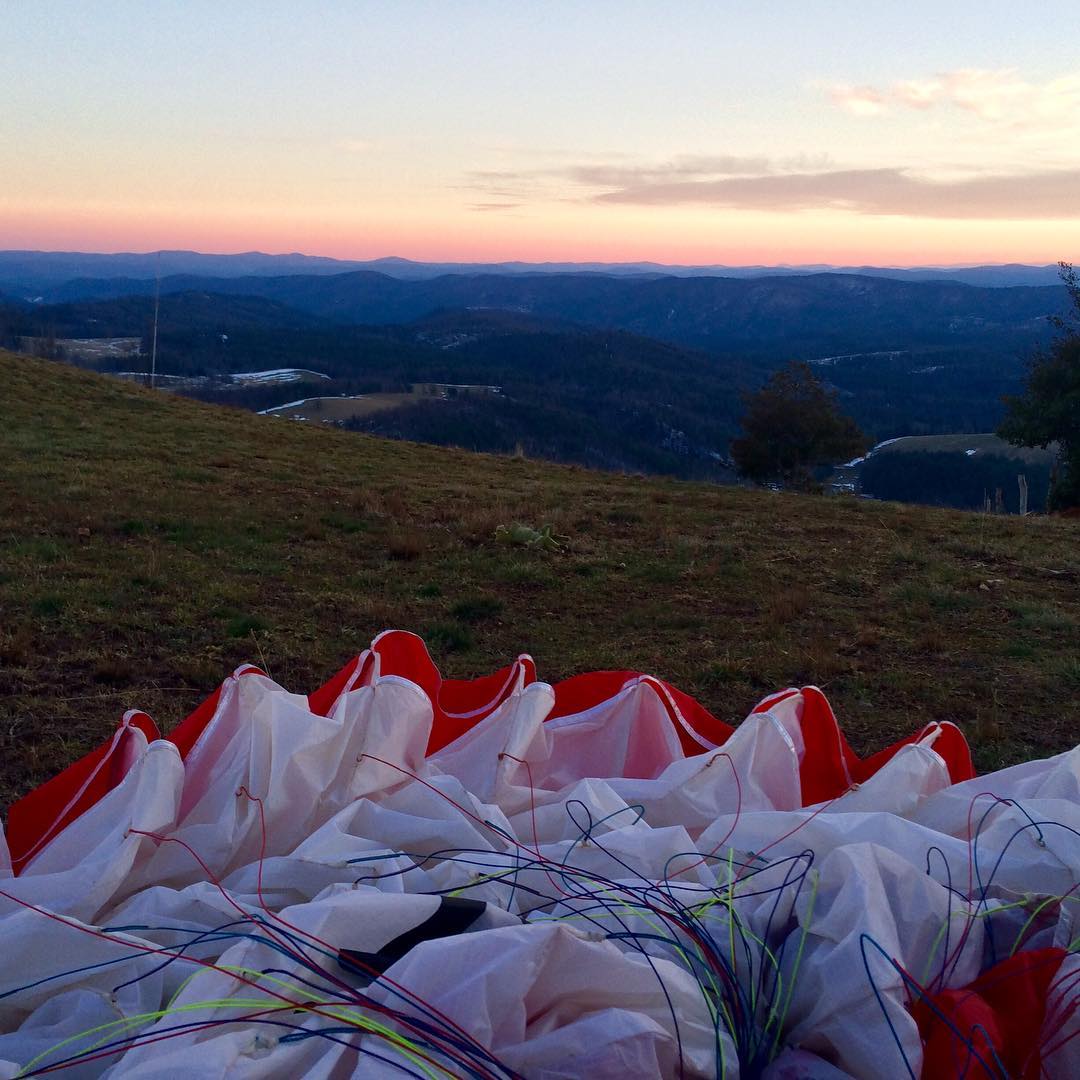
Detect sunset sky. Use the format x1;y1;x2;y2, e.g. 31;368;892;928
3;1;1079;265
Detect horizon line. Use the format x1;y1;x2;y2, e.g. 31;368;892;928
0;246;1069;272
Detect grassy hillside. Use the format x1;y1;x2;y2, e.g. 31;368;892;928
871;432;1056;463
2;353;1078;809
2;301;756;480
857;434;1058;514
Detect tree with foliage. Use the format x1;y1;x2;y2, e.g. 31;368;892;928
999;262;1080;510
731;361;867;491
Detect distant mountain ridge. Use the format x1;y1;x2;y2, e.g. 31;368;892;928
0;249;1069;292
18;269;1064;356
3;260;1069;470
0;283;1049;453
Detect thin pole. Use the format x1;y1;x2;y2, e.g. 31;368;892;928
150;252;161;388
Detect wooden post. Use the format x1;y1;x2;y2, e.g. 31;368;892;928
1018;474;1029;516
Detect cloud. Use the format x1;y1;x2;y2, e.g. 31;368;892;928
463;144;1079;219
828;68;1080;127
482;144;635;161
464;153;833;204
470;154;783;189
828;85;889;117
591;166;1080;219
564;154;774;187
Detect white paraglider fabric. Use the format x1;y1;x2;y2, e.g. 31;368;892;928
1;658;1077;1079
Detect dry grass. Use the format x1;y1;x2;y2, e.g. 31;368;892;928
386;528;426;562
1;352;1078;809
263;391;420;421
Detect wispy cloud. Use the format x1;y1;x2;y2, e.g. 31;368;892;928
564;155;774;186
464;154;832;204
591;166;1080;219
828;85;889;117
828;68;1080;127
464;143;1080;219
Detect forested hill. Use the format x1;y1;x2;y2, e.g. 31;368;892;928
15;270;1067;355
1;265;1070;483
0;286;1054;466
0;299;756;481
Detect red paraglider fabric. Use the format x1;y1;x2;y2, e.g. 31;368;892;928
5;709;159;872
5;632;976;875
752;685;974;804
913;947;1069;1079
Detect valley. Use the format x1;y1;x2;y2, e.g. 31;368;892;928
1;258;1071;509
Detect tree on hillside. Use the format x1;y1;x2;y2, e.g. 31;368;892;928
999;262;1080;510
731;361;867;491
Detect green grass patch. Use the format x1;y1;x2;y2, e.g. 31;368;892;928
1004;599;1076;632
495;561;556;589
158;519;202;546
1000;640;1037;660
888;546;932;571
31;594;67;617
892;581;976;613
1056;658;1080;688
632;561;685;585
450;595;504;622
226;613;269;638
320;512;369;534
606;507;644;524
8;538;66;562
170;467;217;484
694;657;750;687
425;620;475;654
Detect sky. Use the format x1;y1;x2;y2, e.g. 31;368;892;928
2;1;1079;266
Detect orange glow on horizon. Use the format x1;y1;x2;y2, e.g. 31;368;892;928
2;201;1077;269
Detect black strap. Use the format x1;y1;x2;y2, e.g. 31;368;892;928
338;896;487;977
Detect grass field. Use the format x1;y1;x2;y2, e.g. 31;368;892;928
55;337;142;362
871;432;1057;464
263;391;421;422
2;351;1078;809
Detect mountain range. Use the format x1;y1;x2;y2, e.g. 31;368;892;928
5;269;1067;358
0;248;1069;293
1;249;1070;494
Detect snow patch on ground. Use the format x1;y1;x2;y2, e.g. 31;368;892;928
810;350;907;366
231;368;330;383
114;372;190;382
259;395;363;416
257;398;313;415
870;437;904;452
